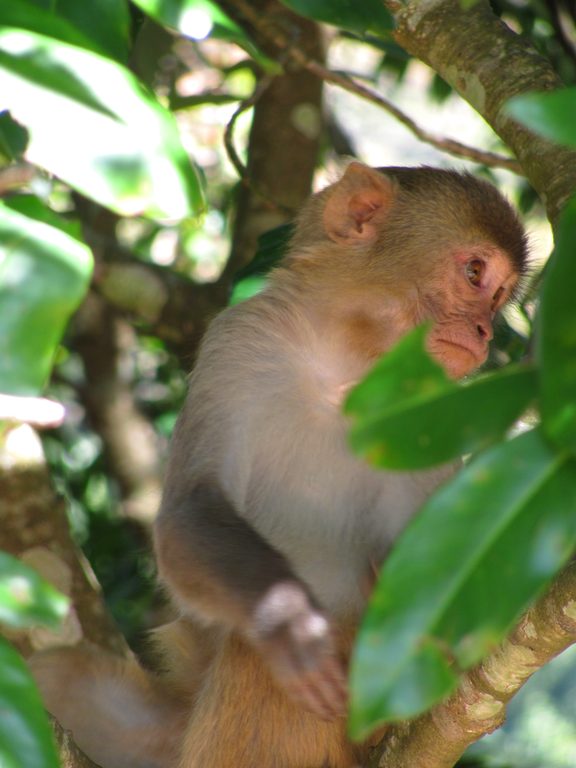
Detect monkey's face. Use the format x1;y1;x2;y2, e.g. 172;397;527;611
424;247;519;379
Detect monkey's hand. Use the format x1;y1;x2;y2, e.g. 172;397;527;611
246;581;348;720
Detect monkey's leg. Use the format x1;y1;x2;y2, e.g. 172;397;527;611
30;643;188;768
29;619;215;768
179;633;365;768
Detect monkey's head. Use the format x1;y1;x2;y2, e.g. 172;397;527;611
290;162;529;379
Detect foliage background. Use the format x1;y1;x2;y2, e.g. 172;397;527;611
1;0;576;766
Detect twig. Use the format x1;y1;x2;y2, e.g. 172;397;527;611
226;0;522;174
223;74;294;215
223;74;274;181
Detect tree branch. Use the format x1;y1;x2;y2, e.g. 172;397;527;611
0;425;128;659
220;0;521;173
389;0;576;223
371;564;576;767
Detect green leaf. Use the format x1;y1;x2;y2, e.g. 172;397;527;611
349;428;576;738
539;195;576;454
279;0;393;36
0;111;29;161
0;28;204;219
506;88;576;148
0;552;68;630
30;0;130;62
132;0;270;66
345;326;537;468
229;275;269;305
230;222;294;304
0;202;93;395
5;195;83;240
0;0;115;58
0;637;59;768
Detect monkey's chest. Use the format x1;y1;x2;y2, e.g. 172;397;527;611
240;449;432;618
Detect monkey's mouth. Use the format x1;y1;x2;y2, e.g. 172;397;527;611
431;338;487;377
437;338;484;360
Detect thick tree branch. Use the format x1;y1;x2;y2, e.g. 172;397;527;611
0;425;126;768
72;293;163;526
371;564;576;768
0;425;128;658
389;0;576;223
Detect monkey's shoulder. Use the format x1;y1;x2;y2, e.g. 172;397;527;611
190;295;343;409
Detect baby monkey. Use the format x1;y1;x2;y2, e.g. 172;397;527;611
32;163;528;768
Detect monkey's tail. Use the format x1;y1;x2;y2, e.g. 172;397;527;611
29;642;189;768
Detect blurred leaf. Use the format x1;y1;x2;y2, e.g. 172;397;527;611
345;326;537;469
5;195;82;240
0;202;93;395
0;0;114;58
0;111;29;161
0;28;204;219
539;195;576;454
28;0;130;62
0;636;59;768
132;0;271;67
350;428;576;738
230;222;293;304
235;222;294;281
279;0;393;35
507;88;576;148
430;73;452;103
0;551;68;630
229;275;268;305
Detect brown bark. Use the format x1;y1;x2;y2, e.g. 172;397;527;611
389;0;576;223
0;426;124;768
50;717;102;768
73;293;162;526
0;426;127;658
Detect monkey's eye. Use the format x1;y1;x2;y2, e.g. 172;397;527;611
465;259;485;286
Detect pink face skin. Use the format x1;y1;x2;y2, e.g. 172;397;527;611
425;247;519;379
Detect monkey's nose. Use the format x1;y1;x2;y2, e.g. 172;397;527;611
476;321;493;341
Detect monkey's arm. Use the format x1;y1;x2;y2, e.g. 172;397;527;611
155;481;348;720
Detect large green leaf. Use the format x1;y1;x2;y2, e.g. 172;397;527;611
539;196;576;455
29;0;130;62
0;552;68;630
349;428;576;738
0;0;114;58
132;0;269;65
0;28;204;219
279;0;393;36
0;202;93;395
345;326;537;468
507;88;576;148
0;637;59;768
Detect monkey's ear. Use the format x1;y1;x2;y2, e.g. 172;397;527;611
323;163;395;246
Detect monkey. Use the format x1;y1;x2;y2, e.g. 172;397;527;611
30;163;528;768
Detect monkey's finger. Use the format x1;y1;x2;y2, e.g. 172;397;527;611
284;673;340;721
312;659;349;717
293;658;348;720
